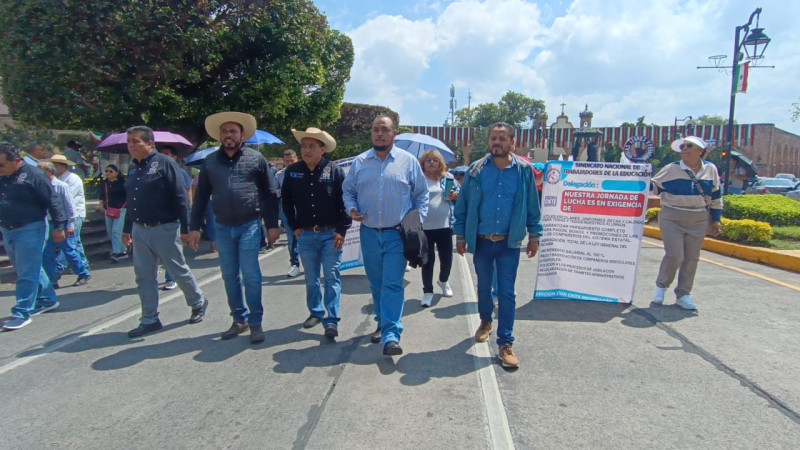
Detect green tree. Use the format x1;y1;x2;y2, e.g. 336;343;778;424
454;91;545;128
693;115;729;126
0;0;353;141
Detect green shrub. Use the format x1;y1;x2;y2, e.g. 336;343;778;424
723;194;800;226
646;207;660;222
772;225;800;241
720;217;773;244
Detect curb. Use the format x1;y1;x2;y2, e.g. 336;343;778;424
644;225;800;273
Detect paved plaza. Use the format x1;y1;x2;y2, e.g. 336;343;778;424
1;236;799;448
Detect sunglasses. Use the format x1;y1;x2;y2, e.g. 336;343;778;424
424;158;439;163
679;143;698;150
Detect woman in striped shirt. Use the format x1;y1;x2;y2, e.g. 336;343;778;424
650;136;723;310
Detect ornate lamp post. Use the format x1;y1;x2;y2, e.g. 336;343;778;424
722;8;770;195
674;115;693;139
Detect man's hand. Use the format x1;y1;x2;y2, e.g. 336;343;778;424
122;233;132;247
267;227;280;245
51;229;66;243
180;233;191;246
526;240;539;258
187;230;202;252
333;232;345;250
456;241;467;255
66;229;75;237
350;209;366;222
294;228;303;238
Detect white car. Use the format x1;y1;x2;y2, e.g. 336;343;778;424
775;173;799;184
787;189;800;201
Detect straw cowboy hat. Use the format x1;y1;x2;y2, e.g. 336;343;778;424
291;127;337;153
670;136;708;153
205;112;257;142
45;154;76;166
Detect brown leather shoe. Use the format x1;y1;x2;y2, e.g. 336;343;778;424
250;326;264;344
474;320;492;343
221;321;249;340
369;326;382;344
499;344;519;369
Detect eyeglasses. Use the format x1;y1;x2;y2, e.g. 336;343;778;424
680;143;695;150
424;159;439;164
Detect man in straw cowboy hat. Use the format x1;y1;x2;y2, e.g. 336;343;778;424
189;111;280;344
0;142;67;330
282;127;351;340
46;153;91;286
122;126;209;338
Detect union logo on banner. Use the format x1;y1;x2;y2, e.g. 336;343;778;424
623;136;655;162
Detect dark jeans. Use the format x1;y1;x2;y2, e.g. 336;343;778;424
421;228;453;293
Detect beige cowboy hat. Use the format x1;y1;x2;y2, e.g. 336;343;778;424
291;127;337;153
44;154;76;166
205;111;257;142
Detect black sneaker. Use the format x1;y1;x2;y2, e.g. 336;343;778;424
383;341;403;356
73;275;91;287
324;324;338;340
189;299;209;324
369;326;382;344
128;320;163;338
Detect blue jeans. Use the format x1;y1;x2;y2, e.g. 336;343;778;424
297;229;342;327
280;208;298;266
473;239;520;347
360;225;406;345
1;221;57;319
104;209;126;254
43;221;90;282
216;219;263;326
57;216;89;273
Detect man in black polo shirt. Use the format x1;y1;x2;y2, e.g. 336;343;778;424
282;127;351;339
188;112;280;344
0;142;66;330
122;126;208;338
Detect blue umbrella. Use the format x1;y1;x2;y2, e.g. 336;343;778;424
245;130;284;146
394;133;456;163
449;165;469;175
185;147;219;167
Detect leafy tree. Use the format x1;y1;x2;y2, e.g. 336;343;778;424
693;115;729;126
0;0;353;142
454;91;545;128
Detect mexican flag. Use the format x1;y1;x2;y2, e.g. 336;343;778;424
88;130;105;143
734;61;750;94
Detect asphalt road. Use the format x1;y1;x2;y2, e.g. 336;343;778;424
1;236;799;449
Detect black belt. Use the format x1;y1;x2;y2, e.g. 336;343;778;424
302;224;336;233
478;234;508;242
136;220;177;228
0;220;37;230
368;225;399;231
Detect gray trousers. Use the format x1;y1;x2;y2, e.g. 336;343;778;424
132;222;204;324
655;206;709;298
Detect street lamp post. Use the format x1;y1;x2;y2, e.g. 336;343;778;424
674;115;693;139
722;8;771;195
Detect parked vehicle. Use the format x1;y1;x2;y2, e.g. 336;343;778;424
787;189;800;201
743;177;796;195
775;173;799;184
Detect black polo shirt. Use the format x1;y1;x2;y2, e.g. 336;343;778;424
281;157;351;236
0;163;66;229
123;151;191;234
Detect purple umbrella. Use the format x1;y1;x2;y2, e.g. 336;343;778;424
97;131;194;156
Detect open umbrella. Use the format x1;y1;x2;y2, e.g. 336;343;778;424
394;133;456;163
731;150;758;176
97;131;194;156
185;147;219;167
245;130;284;146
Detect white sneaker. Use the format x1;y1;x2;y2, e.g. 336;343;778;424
676;295;697;310
405;263;411;272
162;281;177;291
421;293;433;307
437;280;454;297
652;287;668;305
287;265;301;278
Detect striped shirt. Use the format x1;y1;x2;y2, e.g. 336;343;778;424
342;146;429;229
651;160;723;221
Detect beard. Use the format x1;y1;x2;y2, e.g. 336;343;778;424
374;144;392;152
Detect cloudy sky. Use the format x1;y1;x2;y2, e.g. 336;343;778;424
311;0;799;134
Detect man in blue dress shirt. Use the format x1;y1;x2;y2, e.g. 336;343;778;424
454;122;542;369
342;115;428;356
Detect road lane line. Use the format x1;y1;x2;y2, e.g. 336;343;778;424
643;239;800;292
0;249;280;376
456;255;516;450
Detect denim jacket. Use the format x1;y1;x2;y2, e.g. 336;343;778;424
453;154;542;252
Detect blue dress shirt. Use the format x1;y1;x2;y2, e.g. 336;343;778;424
477;157;518;236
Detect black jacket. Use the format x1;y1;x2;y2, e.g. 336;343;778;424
191;147;279;229
123;152;191;234
399;210;428;268
0;163;66;229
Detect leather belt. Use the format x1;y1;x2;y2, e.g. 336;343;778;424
302;224;336;233
478;234;508;242
136;220;177;228
369;225;399;231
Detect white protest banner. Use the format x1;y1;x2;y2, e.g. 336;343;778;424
334;156;363;271
534;161;651;303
